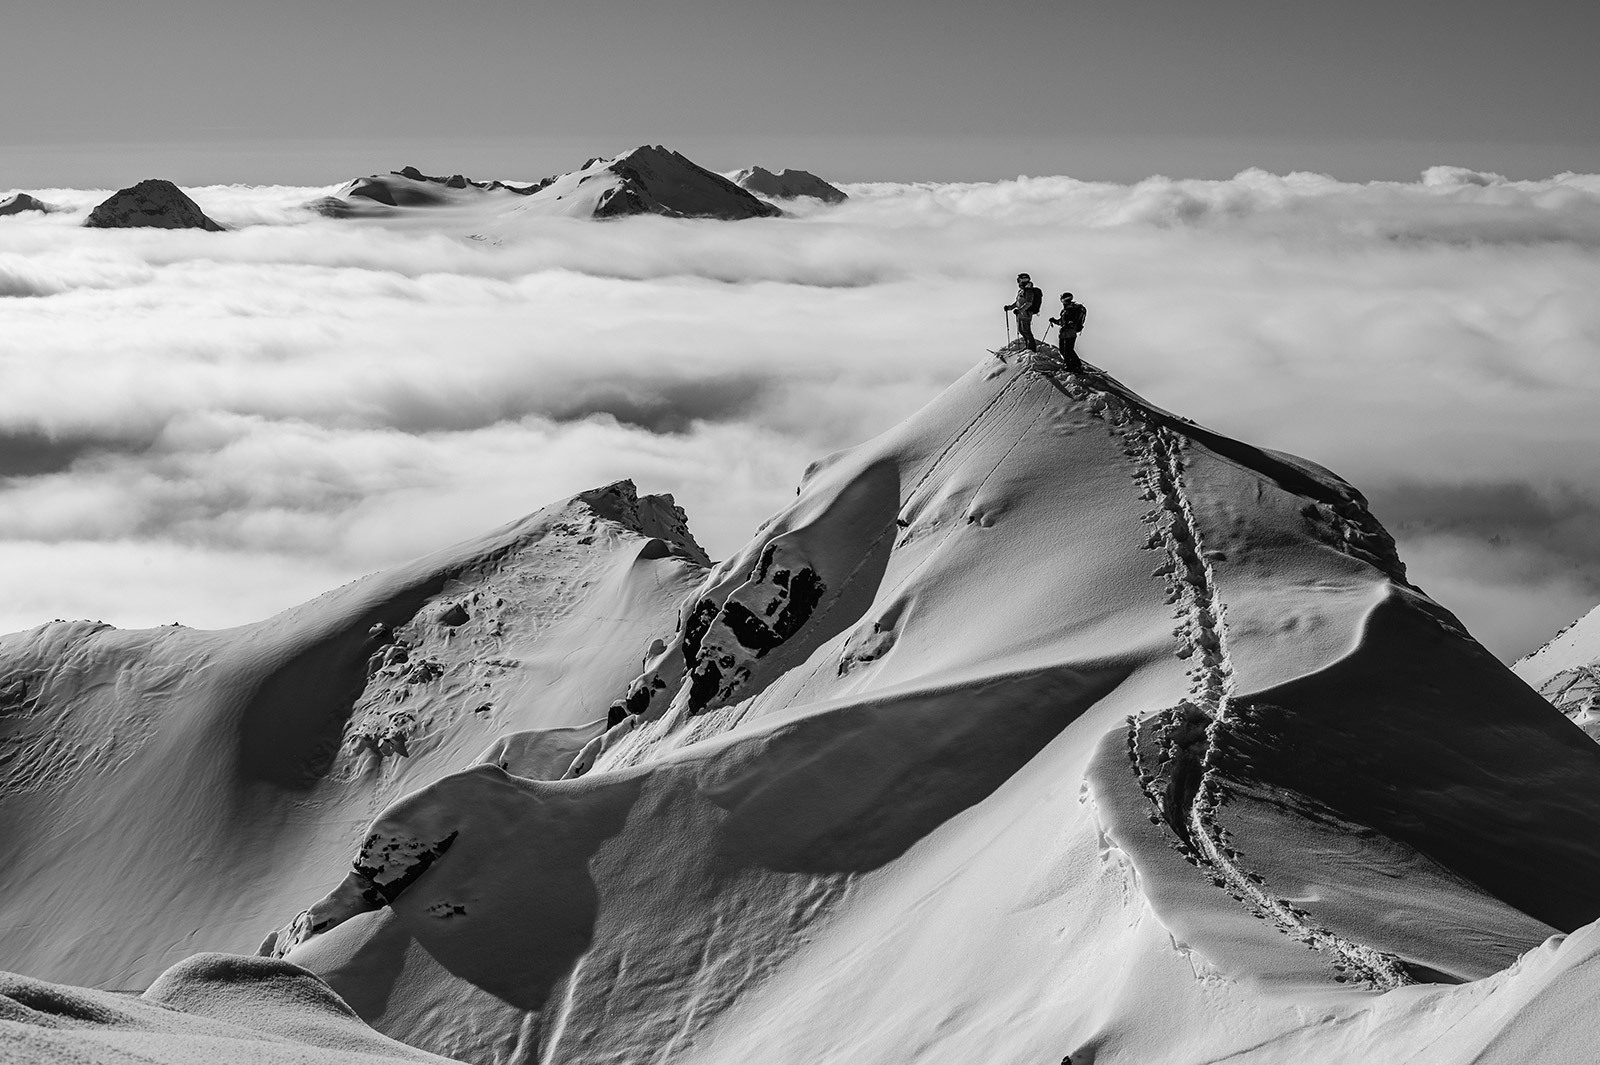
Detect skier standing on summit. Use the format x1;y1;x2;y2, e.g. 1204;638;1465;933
1004;273;1043;352
1050;292;1087;373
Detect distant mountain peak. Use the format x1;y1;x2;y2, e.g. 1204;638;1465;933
509;145;784;221
733;165;847;204
0;192;59;216
83;180;223;231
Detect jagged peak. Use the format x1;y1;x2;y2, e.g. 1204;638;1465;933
575;480;709;566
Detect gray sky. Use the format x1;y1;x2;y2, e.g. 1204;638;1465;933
3;0;1596;185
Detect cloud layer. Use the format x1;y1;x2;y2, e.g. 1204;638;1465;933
3;168;1599;658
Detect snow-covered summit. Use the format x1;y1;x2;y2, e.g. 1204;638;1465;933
732;165;847;203
510;145;783;220
82;179;224;231
273;354;1600;1062
7;354;1600;1065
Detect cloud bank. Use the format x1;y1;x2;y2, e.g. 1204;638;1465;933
2;167;1599;659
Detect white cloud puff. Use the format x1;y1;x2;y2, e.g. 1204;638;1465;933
2;168;1598;658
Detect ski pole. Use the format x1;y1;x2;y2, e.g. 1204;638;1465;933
1005;310;1012;346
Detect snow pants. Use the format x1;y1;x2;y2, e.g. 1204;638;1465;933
1015;314;1037;351
1059;329;1083;371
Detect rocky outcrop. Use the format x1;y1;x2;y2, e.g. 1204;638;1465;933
0;192;58;216
733;165;848;204
83;180;223;231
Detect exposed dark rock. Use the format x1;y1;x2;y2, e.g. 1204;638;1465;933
733;165;848;204
83;180;224;231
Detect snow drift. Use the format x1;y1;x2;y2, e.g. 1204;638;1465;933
6;353;1600;1064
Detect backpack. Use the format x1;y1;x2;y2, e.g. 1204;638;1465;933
1064;301;1086;331
1026;286;1043;315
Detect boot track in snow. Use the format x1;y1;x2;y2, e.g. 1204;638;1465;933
1035;364;1415;992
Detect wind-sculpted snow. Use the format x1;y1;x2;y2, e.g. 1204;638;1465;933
146;354;1593;1064
9;356;1600;1063
0;481;705;988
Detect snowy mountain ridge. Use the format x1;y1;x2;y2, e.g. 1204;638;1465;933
6;353;1600;1065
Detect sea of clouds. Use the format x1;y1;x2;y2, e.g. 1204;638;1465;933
3;166;1599;659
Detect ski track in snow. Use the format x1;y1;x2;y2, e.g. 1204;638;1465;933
1029;359;1416;992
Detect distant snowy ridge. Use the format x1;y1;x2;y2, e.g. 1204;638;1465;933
312;166;545;215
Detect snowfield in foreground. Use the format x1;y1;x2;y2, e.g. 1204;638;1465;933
5;355;1600;1064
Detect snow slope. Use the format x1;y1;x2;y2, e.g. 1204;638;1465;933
7;355;1600;1064
274;355;1600;1062
0;483;706;989
1514;602;1600;741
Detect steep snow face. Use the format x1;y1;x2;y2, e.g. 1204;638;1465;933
732;165;847;204
252;355;1600;1065
82;180;223;231
1515;602;1600;741
509;146;783;221
0;481;706;988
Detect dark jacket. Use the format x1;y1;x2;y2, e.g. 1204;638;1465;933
1007;284;1041;319
1051;300;1086;333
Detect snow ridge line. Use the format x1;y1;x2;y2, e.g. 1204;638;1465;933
587;365;1031;773
722;369;1034;730
1032;364;1412;990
